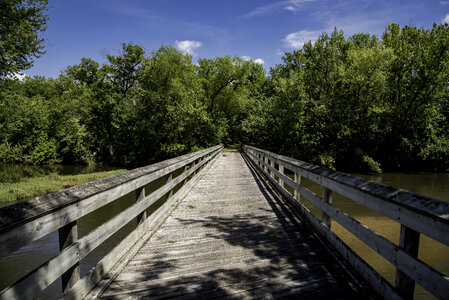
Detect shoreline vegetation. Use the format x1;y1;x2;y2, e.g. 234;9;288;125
0;169;126;205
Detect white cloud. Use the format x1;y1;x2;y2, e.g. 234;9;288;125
283;0;314;12
441;1;449;5
243;0;314;18
240;56;264;65
7;72;27;81
443;14;449;24
281;9;389;50
280;11;384;52
175;40;202;55
283;30;322;48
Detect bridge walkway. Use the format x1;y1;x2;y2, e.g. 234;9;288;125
90;151;369;299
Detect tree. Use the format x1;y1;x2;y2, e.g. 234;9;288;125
64;58;100;85
0;77;58;163
136;45;214;160
197;56;257;144
0;0;49;78
381;23;449;170
103;43;146;97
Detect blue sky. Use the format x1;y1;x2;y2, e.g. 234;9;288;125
27;0;449;78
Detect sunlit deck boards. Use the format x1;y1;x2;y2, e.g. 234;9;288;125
93;151;369;299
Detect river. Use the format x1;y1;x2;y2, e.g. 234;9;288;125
0;163;448;299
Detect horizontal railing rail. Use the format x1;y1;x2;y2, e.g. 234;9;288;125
244;145;449;300
0;145;223;300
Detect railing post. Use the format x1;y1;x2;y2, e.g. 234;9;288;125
182;165;188;186
321;188;332;228
270;159;274;177
166;173;173;200
192;159;197;175
264;156;268;173
294;172;301;201
136;186;146;225
278;165;284;188
395;225;420;300
196;158;201;173
58;221;80;293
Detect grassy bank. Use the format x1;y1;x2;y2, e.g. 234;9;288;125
0;169;126;205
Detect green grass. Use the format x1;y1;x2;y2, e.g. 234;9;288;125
0;169;126;204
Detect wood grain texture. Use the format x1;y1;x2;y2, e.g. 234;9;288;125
93;152;371;299
0;146;222;259
245;149;401;300
62;147;223;300
0;146;222;300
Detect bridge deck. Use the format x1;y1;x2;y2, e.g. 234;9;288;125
92;151;370;299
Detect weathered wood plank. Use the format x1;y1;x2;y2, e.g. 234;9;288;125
278;164;284;188
131;238;308;265
245;149;401;300
0;145;221;232
135;186;146;225
245;146;449;247
395;225;420;300
246;146;449;300
253;149;449;299
0;244;79;300
117;249;310;280
101;265;344;300
0;146;222;300
294;172;301;201
92;152;370;300
322;187;332;228
63;148;222;300
58;221;80;293
77;149;217;259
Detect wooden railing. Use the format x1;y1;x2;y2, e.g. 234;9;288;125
244;145;449;300
0;145;223;300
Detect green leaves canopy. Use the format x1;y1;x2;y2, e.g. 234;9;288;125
1;23;448;172
0;0;48;78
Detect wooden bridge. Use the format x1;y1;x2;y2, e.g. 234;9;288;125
0;145;448;300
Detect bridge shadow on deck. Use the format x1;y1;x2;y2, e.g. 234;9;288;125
100;152;369;299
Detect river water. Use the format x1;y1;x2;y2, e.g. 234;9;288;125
0;163;448;299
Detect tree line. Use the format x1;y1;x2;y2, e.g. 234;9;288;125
0;21;448;171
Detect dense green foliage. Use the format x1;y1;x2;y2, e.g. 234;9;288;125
0;0;48;78
1;22;448;172
246;24;449;172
